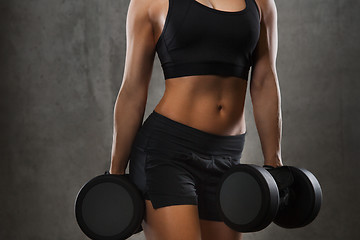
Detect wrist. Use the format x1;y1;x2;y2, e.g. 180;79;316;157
264;155;283;168
109;168;126;175
110;171;126;175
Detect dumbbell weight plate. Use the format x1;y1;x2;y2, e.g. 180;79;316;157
217;164;280;232
75;172;145;240
273;166;322;228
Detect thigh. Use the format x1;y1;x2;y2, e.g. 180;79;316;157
142;200;202;240
199;219;242;240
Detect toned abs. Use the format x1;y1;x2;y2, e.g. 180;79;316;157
155;76;248;136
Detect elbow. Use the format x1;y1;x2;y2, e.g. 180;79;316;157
115;84;148;114
124;92;147;112
250;53;278;90
249;71;281;104
250;67;280;97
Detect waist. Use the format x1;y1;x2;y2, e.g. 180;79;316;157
154;75;248;136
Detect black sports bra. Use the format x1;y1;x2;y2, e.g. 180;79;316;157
155;0;260;81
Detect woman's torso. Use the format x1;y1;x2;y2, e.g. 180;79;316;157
149;0;255;136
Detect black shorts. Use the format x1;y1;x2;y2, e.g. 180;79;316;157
129;110;246;221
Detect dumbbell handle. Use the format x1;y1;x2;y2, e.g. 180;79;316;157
263;166;294;189
263;165;275;170
263;165;294;210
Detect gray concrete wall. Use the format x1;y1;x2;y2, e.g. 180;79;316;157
0;0;359;239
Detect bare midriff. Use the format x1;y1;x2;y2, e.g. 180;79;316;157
154;74;248;136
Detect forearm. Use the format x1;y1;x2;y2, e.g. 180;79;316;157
250;75;283;167
109;90;147;174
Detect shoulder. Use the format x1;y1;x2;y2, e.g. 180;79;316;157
127;0;154;19
253;0;278;23
128;0;164;23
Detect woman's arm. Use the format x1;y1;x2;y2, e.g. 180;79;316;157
110;0;156;174
250;0;283;168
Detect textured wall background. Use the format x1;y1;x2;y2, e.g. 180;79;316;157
0;0;359;239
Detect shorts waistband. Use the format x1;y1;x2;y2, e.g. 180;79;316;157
141;110;246;157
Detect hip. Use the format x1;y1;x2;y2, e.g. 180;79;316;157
133;110;246;160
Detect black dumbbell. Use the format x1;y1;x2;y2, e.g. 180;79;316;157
74;171;144;240
216;164;322;232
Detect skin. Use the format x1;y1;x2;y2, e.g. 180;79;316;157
109;0;283;239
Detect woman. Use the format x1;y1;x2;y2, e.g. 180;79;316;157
109;0;283;239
